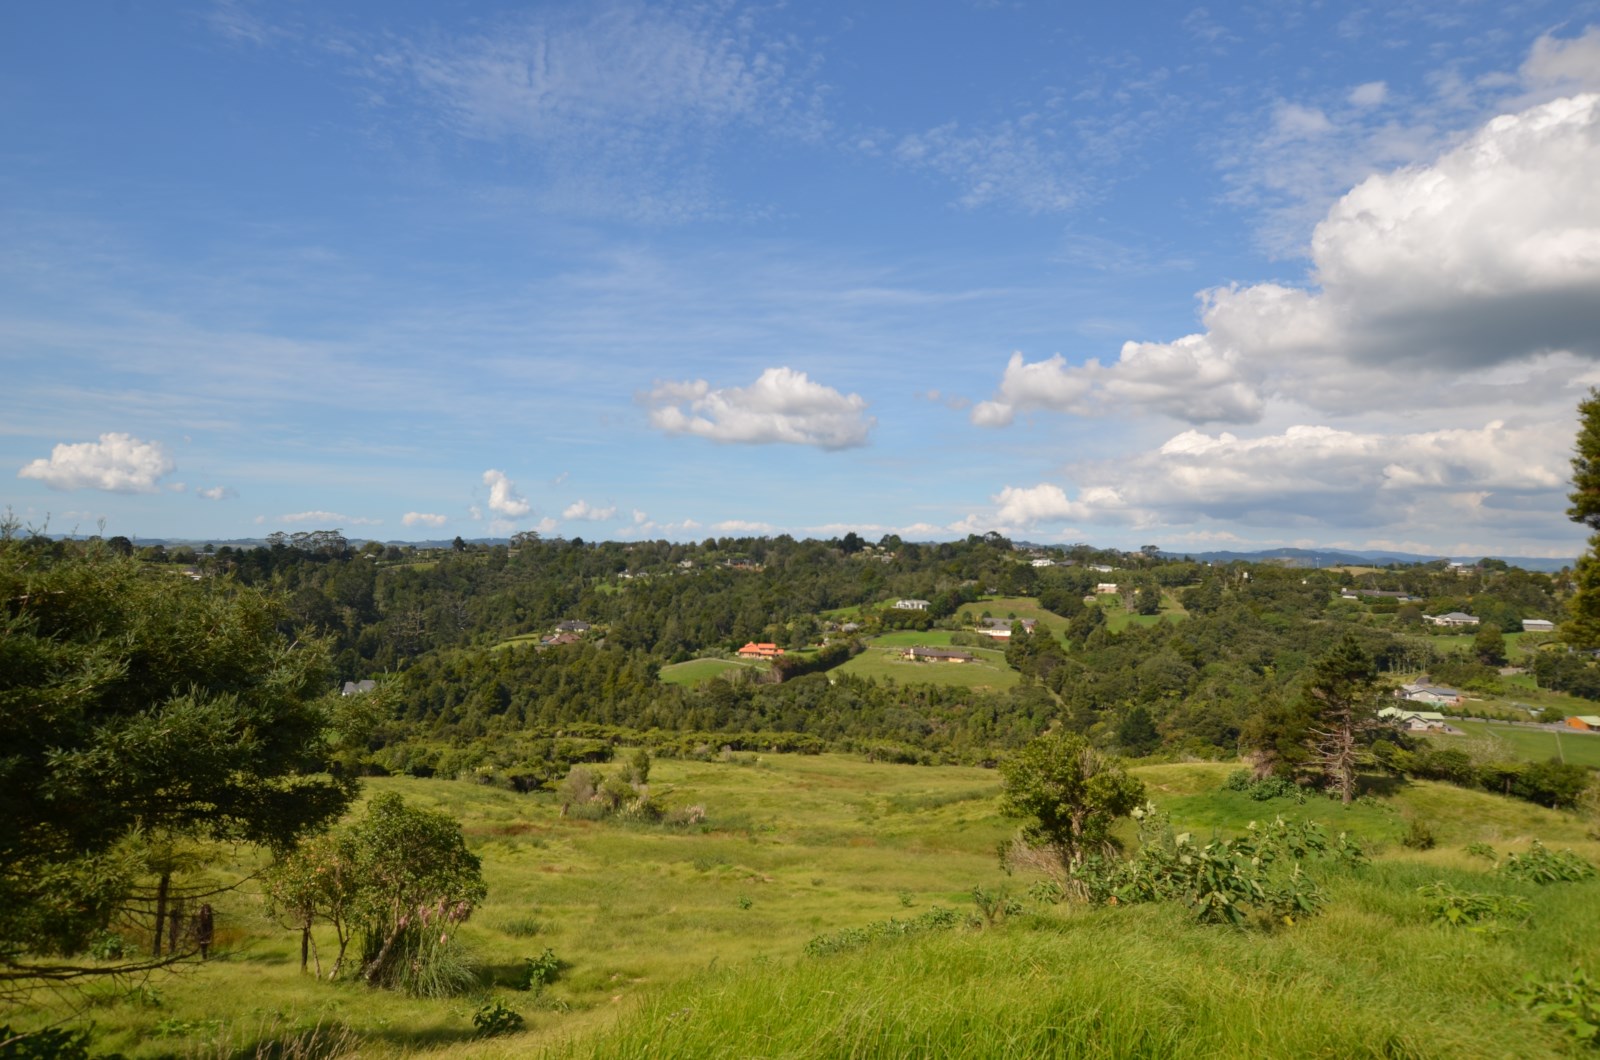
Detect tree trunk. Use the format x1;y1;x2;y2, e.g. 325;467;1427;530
152;872;170;957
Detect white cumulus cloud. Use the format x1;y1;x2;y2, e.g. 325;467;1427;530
17;433;175;492
195;486;236;501
403;512;449;528
482;469;531;517
562;499;618;521
974;91;1600;427
646;367;874;449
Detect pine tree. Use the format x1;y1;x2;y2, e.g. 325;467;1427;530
1566;388;1600;649
1302;634;1382;805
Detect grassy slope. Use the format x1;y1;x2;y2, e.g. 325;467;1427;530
657;657;769;686
835;641;1019;690
1434;719;1600;770
21;759;1600;1058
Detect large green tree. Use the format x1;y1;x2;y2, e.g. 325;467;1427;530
0;527;354;988
999;730;1146;869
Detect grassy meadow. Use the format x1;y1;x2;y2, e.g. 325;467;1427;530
657;657;771;686
1436;719;1600;770
835;641;1019;689
12;756;1600;1058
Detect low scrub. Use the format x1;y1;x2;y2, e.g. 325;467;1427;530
1416;882;1532;931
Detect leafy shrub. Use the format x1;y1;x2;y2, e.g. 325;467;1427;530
969;885;1023;927
88;931;128;961
1500;842;1596;884
1400;819;1436;850
1072;807;1333;929
514;948;560;992
472;997;525;1038
1416;882;1532;931
0;1025;105;1060
1221;770;1305;802
1464;842;1497;863
1517;969;1600;1048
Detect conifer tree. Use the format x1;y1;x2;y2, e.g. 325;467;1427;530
1565;387;1600;649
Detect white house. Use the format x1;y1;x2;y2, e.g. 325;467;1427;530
1094;583;1118;595
1522;618;1555;633
1378;707;1456;732
1399;682;1463;707
893;599;931;611
1426;611;1479;628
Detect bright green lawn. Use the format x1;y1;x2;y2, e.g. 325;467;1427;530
1432;719;1600;770
834;643;1019;690
657;657;769;686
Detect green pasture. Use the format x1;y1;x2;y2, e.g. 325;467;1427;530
16;757;1600;1058
657;657;769;686
835;643;1019;690
867;629;960;648
1432;719;1600;770
1095;593;1184;633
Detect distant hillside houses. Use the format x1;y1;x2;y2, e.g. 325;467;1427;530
1522;618;1555;633
1339;588;1421;602
976;617;1036;639
1426;611;1478;628
893;599;931;611
737;642;785;659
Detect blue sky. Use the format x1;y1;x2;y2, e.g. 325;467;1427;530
4;2;1600;556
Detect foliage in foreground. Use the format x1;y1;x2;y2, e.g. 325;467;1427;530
265;792;486;995
0;527;353;990
1519;969;1600;1050
1065;807;1357;928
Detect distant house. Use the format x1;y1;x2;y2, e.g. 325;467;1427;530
976;617;1036;639
737;642;785;659
1094;583;1119;595
1426;612;1479;628
894;599;931;611
1378;706;1457;733
1399;682;1463;707
1031;558;1055;568
541;632;582;647
1522;618;1555;633
901;646;975;663
1088;564;1114;573
839;622;862;634
1343;589;1420;602
1566;716;1600;732
341;680;376;696
555;620;591;633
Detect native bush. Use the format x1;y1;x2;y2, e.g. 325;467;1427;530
1499;841;1596;884
1416;882;1532;931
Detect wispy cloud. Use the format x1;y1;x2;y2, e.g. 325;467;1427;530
266;510;383;526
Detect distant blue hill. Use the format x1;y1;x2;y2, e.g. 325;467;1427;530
1167;546;1574;573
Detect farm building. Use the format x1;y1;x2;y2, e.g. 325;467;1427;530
1566;716;1600;732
